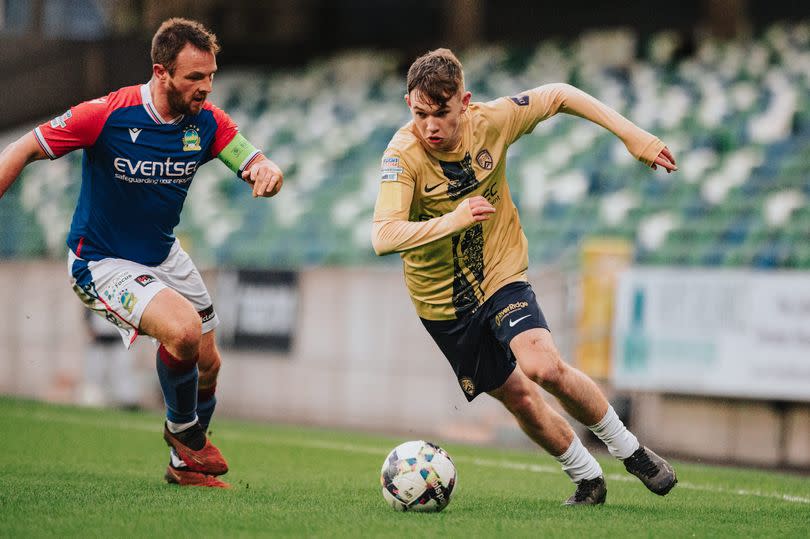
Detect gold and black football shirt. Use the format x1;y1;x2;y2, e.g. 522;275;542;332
373;83;665;320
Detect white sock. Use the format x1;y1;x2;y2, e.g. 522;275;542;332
166;417;198;434
588;405;640;460
555;435;603;483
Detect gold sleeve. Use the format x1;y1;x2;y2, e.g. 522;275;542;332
371;154;474;256
504;83;665;166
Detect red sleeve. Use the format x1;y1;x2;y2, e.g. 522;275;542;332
33;97;111;159
207;103;239;158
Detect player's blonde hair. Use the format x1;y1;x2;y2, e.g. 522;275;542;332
151;18;220;75
406;48;465;107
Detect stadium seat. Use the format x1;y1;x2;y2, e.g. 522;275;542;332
4;22;809;270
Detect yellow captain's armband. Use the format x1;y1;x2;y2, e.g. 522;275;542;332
218;133;261;176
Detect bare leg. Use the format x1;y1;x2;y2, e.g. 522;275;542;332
510;328;608;426
197;331;221;392
140;287;203;429
506;327;675;498
488;365;573;456
488;364;604;493
140;287;202;361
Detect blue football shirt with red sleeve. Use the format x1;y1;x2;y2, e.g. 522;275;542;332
34;83;239;266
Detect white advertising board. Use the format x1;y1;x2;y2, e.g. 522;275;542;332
613;268;810;402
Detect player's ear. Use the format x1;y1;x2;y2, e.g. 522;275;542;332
461;91;472;111
153;63;168;81
404;93;411;108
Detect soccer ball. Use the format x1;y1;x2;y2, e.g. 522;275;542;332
380;440;457;512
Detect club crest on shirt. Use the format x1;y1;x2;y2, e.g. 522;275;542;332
476;149;493;170
182;125;201;152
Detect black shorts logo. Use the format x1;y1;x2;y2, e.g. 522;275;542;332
459;377;476;397
135;274;156;287
494;301;529;327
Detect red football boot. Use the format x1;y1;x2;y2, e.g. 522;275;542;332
163;422;229;476
165;465;230;488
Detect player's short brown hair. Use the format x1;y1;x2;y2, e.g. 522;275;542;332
151;18;220;75
406;48;464;107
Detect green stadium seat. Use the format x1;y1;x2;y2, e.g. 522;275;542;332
5;22;810;269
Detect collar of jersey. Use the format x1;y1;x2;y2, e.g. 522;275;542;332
415;108;473;162
141;82;184;125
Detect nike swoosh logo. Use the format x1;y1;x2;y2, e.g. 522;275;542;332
509;314;531;327
424;183;442;193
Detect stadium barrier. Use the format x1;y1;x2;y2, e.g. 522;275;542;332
0;260;807;469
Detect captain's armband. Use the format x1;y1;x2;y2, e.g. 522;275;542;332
218;133;261;176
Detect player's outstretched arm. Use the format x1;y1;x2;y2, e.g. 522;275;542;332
0;132;48;199
242;155;283;198
556;83;678;172
523;83;677;173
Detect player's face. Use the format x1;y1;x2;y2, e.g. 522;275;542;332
162;44;217;116
406;89;471;151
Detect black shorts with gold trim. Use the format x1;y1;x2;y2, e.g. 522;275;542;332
420;281;549;401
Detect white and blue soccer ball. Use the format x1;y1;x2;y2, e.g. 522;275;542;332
380;440;457;512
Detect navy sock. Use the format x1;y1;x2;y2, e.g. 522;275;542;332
155;344;198;424
196;394;217;431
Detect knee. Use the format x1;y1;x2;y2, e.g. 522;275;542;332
501;384;538;418
518;338;568;390
164;318;202;360
528;358;568;391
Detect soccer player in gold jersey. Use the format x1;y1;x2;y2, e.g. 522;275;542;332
372;48;678;505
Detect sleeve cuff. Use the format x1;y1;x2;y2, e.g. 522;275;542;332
33;128;56;159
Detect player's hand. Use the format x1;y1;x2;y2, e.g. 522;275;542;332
460;195;496;224
243;157;283;198
651;146;677;173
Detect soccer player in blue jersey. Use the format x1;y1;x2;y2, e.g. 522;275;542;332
0;18;283;488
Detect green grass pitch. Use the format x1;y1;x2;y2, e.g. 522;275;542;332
1;397;808;538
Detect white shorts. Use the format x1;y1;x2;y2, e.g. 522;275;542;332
68;239;219;348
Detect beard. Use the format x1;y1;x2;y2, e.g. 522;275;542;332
166;81;203;116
